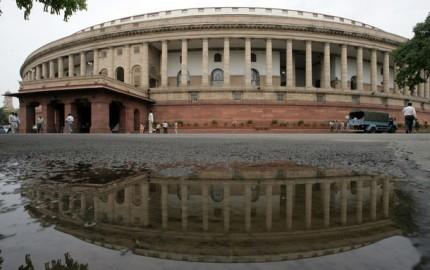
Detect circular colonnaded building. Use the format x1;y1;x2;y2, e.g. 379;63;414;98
15;7;430;133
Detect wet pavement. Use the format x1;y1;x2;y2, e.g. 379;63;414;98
0;134;429;270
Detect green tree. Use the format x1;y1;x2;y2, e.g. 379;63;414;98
393;13;430;89
0;0;87;21
0;108;9;125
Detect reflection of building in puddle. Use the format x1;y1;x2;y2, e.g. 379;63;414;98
23;165;399;263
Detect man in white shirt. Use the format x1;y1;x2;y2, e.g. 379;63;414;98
65;113;74;133
148;111;154;133
402;102;417;133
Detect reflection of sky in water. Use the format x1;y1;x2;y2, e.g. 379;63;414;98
0;164;421;269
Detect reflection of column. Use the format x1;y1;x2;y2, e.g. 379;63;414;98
266;184;273;231
341;44;348;90
356;47;364;91
370;180;377;220
323;42;331;89
161;184;168;229
286;39;294;88
108;192;115;222
244;185;251;232
224;38;230;86
202;38;209;86
383;178;390;218
124;187;132;224
223;183;230;232
181;39;188;87
266;39;273;87
371;49;377;92
356;180;363;224
323;182;331;227
181;184;188;231
142;183;149;226
202;184;209;231
93;196;99;222
341;181;348;225
245;38;252;88
286;182;294;230
80;193;86;217
305;183;312;229
161;41;168;87
305;41;313;89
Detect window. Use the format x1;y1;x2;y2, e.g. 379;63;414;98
132;65;141;87
115;66;124;82
249;8;255;12
232;7;239;12
133;46;140;54
232;91;243;101
251;53;257;62
316;93;326;103
214;53;222;62
182;9;188;14
276;92;285;101
99;51;107;58
215;8;221;12
313;13;318;17
99;68;108;76
190;92;199;102
380;97;388;106
166;11;171;15
352;95;360;104
297;11;303;15
266;8;272;13
117;48;123;56
198;8;204;12
251;68;260;87
350;76;357;90
211;69;224;86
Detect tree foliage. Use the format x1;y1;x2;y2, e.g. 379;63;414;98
18;253;88;270
0;108;10;125
393;13;430;89
0;0;87;21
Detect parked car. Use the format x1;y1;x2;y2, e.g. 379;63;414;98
348;111;397;133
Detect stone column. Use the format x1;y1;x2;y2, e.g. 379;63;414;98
49;60;55;79
224;38;230;87
223;183;230;232
286;182;294;230
322;182;331;227
108;47;114;78
383;52;390;92
266;38;273;87
286;39;294;88
394;64;400;94
36;65;41;80
181;184;188;231
80;52;86;76
90;102;110;133
42;63;47;79
323;42;331;89
181;39;188;87
356;47;364;91
245;38;252;87
58;57;64;78
142;42;149;89
124;45;131;84
305;183;312;229
80;193;86;217
93;49;99;76
383;178;390;218
341;44;348;90
161;41;168;87
68;54;74;77
419;70;425;97
370;179;377;220
341;181;348;225
41;103;55;133
425;78;430;99
201;38;209;86
142;182;149;226
371;49;377;92
244;184;252;232
161;183;168;229
124;187;132;224
93;196;99;222
202;184;209;231
265;184;273;231
305;40;313;89
356;180;363;224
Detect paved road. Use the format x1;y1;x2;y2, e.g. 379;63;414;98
0;134;429;270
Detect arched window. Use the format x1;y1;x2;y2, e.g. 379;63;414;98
131;65;141;87
211;68;224;86
176;70;191;86
251;53;257;62
116;189;125;204
115;66;124;82
251;68;260;87
214;53;222;62
99;68;108;76
350;75;357;90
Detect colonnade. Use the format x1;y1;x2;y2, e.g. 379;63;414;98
23;38;430;99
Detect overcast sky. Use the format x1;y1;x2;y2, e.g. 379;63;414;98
0;0;428;107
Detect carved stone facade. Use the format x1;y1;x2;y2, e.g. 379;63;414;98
14;7;430;133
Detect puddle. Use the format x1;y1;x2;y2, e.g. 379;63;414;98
3;163;407;265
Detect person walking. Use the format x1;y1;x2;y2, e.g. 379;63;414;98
36;116;44;133
8;113;17;133
65;113;74;133
174;121;178;134
402;102;417;133
162;121;169;134
148;111;154;133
